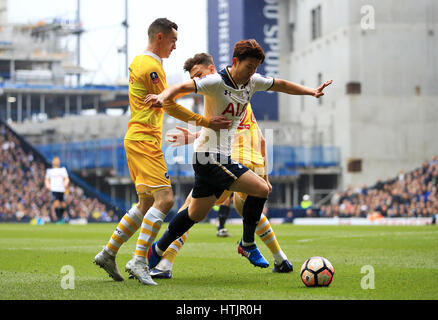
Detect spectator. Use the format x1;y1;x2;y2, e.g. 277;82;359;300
318;205;328;217
374;179;384;191
305;208;315;217
285;210;294;223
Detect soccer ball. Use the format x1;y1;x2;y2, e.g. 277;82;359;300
300;256;334;287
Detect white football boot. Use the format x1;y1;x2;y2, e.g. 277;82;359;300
125;256;138;279
216;228;231;237
94;248;124;281
125;258;157;286
125;256;135;276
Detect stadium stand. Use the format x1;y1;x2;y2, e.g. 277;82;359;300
0;120;123;223
322;157;438;219
156;153;437;222
222;156;438;222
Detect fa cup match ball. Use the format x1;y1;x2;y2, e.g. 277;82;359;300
300;257;334;287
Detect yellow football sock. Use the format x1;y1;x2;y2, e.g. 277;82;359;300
106;206;143;255
161;231;189;265
134;207;166;260
255;214;287;263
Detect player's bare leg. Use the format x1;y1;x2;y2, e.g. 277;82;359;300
188;195;218;222
51;199;60;222
228;170;269;198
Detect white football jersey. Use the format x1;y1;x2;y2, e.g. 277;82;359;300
45;167;68;193
193;67;274;156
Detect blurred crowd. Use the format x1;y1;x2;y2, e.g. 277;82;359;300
0;124;117;223
317;156;438;219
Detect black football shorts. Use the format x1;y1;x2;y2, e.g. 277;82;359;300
191;152;249;199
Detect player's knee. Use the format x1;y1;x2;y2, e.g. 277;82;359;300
188;209;208;223
136;199;150;214
156;194;174;213
188;199;215;222
164;197;175;212
254;181;269;198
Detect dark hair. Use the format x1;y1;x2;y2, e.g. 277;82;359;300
233;39;265;64
148;18;178;39
183;53;214;72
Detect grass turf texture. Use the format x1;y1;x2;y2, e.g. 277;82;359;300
1;223;437;300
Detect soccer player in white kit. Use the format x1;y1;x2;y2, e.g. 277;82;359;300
45;156;69;223
145;39;332;270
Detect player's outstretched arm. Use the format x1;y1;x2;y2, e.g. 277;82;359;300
145;81;231;130
145;80;196;107
270;79;333;98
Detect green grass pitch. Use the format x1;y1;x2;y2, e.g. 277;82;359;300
1;223;437;300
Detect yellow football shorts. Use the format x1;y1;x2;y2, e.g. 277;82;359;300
215;160;266;204
124;139;171;196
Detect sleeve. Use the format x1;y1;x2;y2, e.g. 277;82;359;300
45;169;50;179
193;73;221;96
62;167;68;178
163;100;210;128
128;61;165;100
135;60;166;96
145;69;167;95
251;73;275;92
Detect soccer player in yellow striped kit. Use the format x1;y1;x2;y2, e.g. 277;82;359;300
149;53;293;279
94;18;231;285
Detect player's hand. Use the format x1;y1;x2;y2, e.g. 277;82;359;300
166;126;197;147
313;80;333;98
144;94;164;108
208;115;232;131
